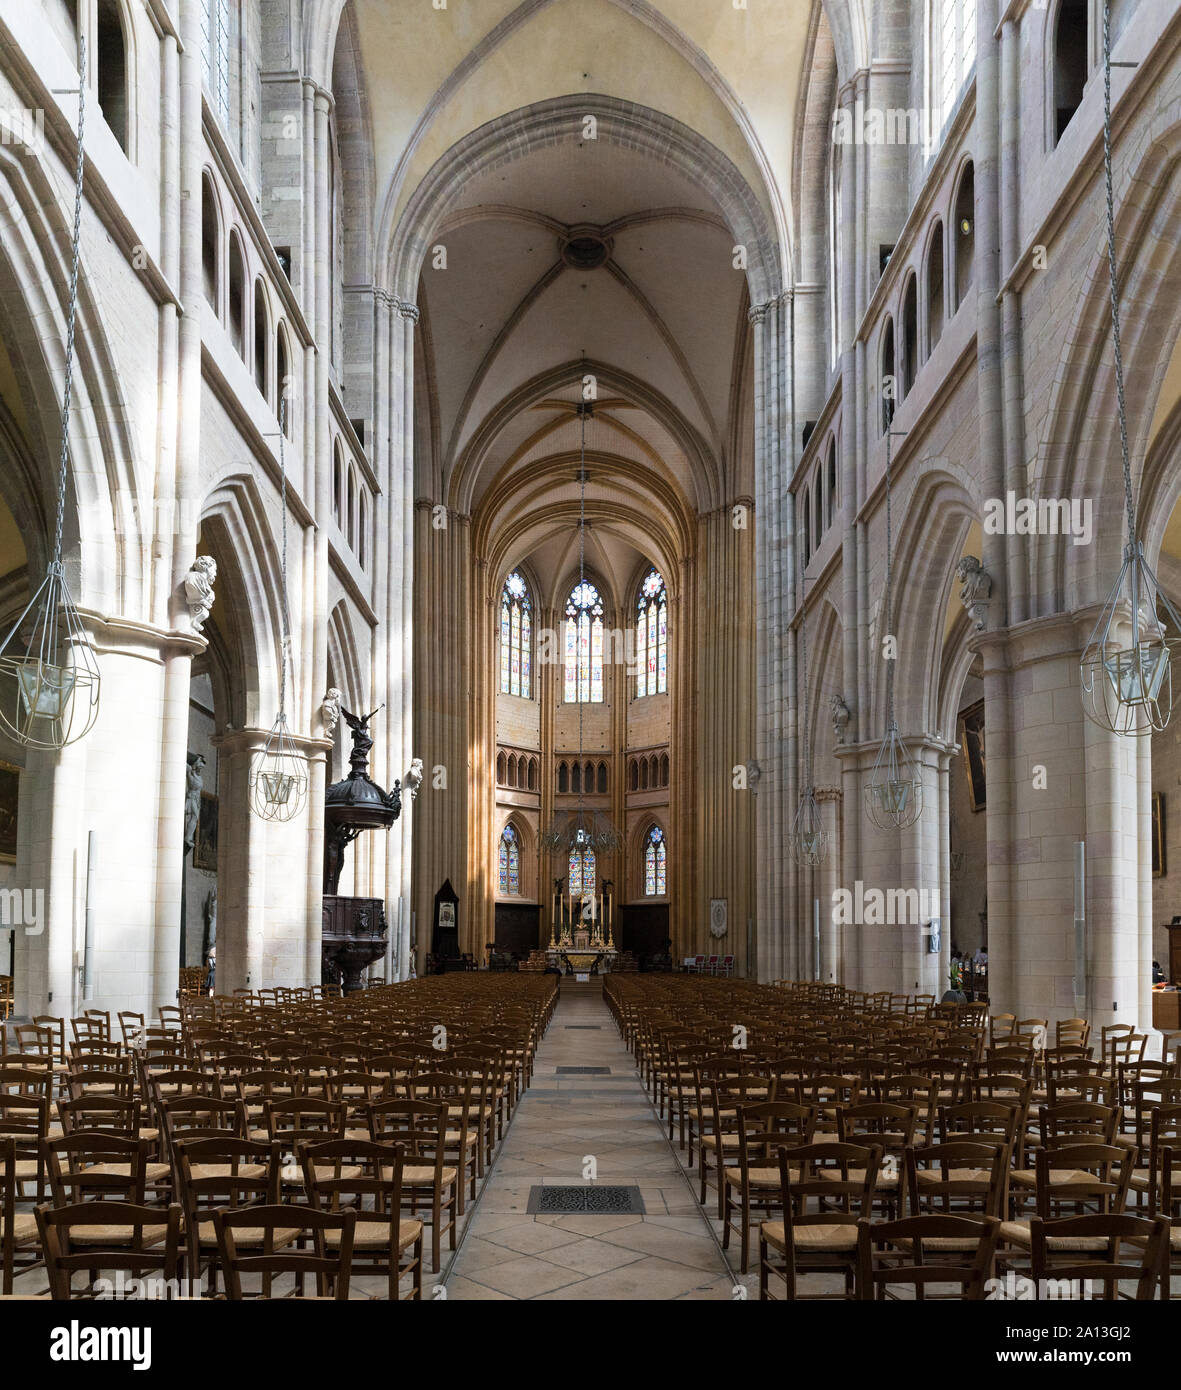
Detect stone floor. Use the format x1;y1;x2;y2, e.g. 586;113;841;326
441;980;753;1300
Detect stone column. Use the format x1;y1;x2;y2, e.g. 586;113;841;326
752;294;793;983
817;789;842;983
152;0;205;1011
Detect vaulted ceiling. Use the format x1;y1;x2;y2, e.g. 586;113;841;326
344;0;814;606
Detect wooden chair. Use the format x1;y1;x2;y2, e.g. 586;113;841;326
0;1135;39;1294
906;1139;1010;1227
367;1097;458;1273
36;1202;182;1300
214;1203;356;1300
1029;1213;1168;1300
172;1135;283;1293
0;1092;50;1203
834;1101;918;1217
302;1138;424;1300
857;1214;1001;1300
1000;1143;1133;1263
758;1141;882;1301
722;1101;815;1274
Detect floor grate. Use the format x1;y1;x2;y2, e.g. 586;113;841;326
526;1185;645;1215
556;1065;611;1074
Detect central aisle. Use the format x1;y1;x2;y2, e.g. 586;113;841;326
443;981;741;1300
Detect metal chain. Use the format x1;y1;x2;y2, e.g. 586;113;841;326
799;554;812;790
1102;0;1136;547
277;393;291;719
576;403;586;827
53;34;87;569
884;426;895;728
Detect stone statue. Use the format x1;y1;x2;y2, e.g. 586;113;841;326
956;555;993;631
184;556;217;633
321;687;342;737
201;888;217;964
745;760;762;794
342;707;381;769
830;693;851;743
404;757;424;801
184;753;205;852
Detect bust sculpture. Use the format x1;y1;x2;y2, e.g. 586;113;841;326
956;555;993;631
321;687;342;737
184;556;217;633
830;693;851;743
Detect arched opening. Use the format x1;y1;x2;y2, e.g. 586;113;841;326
558;762;569;794
901;274;918;396
346;468;356;550
276;328;292;433
803;483;813;562
1053;0;1088;145
358;491;367;570
927;220;945;352
201;174;219;310
496;751;506;784
953;165;975;312
628;760;638;792
227;233;246;358
597;761;607;794
881;317;896;433
96;0;129;154
253;281;269;400
826;437;838;528
332;443;343;527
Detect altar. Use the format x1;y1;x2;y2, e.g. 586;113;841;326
557;931;616;978
548;882;617;978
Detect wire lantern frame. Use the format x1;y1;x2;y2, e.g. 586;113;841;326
864;428;924;830
248;393;308;821
789;559;828;866
0;36;101;751
1079;0;1181;737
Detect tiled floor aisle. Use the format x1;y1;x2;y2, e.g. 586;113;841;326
444;982;743;1300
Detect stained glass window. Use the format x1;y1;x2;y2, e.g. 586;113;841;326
498;824;520;896
569;838;596;897
564;580;605;703
499;571;532;699
644;825;666;897
636;569;668;698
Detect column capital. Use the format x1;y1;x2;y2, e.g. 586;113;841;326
396;300;420;323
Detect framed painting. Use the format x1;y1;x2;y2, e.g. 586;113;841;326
958;700;986;813
193;791;219;873
0;761;18;862
1153;792;1166;878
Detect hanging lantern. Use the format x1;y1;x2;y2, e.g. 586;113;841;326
790;785;828;866
0;37;100;750
249;394;307;821
1081;547;1181;737
0;562;100;749
865;721;924;830
1080;3;1177;734
249;711;308;821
